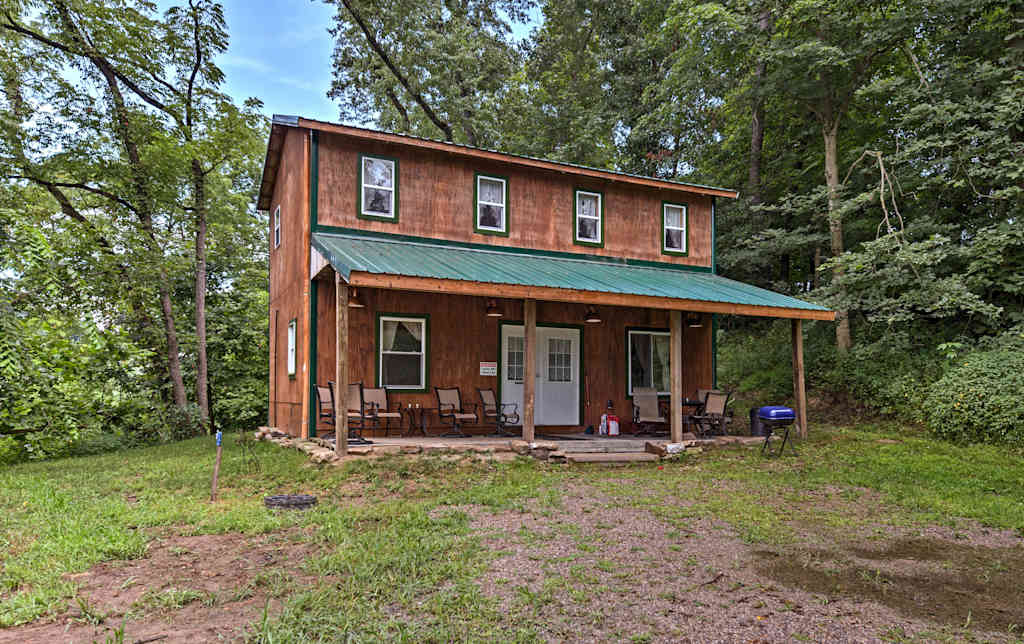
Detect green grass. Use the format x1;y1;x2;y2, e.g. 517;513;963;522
1;423;1022;639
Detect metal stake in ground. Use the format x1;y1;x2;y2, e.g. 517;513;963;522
210;429;222;502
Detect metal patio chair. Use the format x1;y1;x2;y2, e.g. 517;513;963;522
689;390;732;438
363;387;403;436
339;381;373;444
477;388;519;436
435;387;478;438
632;387;668;436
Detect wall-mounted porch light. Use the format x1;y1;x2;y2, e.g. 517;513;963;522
686;312;703;328
485;298;503;317
584;305;602;324
347;287;366;308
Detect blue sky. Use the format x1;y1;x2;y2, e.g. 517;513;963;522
216;0;339;122
212;1;539;125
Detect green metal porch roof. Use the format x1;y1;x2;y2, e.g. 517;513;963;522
312;231;832;318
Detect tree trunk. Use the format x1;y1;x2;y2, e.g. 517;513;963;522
822;117;851;352
159;277;187;407
747;7;771;205
192;158;209;429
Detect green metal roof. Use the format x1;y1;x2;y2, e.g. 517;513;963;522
312;231;831;318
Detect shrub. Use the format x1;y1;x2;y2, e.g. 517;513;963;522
923;339;1024;447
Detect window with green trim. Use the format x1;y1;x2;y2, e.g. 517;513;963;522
663;202;688;254
628;329;670;395
378;315;427;389
360;156;396;219
287;319;297;378
574;189;602;245
475;174;508;234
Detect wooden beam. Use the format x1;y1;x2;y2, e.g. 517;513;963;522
348;272;836;321
791;319;807;439
523;298;537;442
335;273;349;456
670;310;684;443
295;118;739;199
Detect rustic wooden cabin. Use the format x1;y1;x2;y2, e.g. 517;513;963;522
257;115;834;449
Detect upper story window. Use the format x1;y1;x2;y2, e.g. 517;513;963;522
574;189;603;247
359;155;398;220
475;174;508;235
662;202;688;256
273;205;281;248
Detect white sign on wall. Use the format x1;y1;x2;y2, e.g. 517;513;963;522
479;361;497;377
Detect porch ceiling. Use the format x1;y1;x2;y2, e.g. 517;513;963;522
312;230;835;321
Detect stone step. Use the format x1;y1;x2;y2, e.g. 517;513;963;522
565;452;660;464
555;440;649;453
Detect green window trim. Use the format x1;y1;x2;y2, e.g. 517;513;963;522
375;312;430;392
625;327;671;397
661;201;689;257
473;172;510;236
357;153;400;222
287;318;297;380
573;188;604;248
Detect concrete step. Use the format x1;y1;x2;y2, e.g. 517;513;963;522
556;439;649;453
565;452;660;464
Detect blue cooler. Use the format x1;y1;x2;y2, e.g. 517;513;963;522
757;406;796;456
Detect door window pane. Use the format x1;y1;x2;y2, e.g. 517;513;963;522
547;338;572;382
507;335;524;382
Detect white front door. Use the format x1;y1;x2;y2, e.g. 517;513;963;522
501;325;580;426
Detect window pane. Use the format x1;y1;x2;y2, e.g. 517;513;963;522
577;193;598;218
577;216;598;241
665;228;684;250
665;206;682;228
363;187;392;216
652;335;671;392
382;354;422;387
479;178;504;204
630;333;652;390
382;320;422;352
363;158;393;188
479;204;504;230
507;336;524;381
548;338;571;382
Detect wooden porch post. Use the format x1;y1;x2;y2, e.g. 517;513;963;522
335;273;348;456
670;310;683;443
523;298;537;443
791;319;807;439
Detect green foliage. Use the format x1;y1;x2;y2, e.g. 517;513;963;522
923;331;1024;447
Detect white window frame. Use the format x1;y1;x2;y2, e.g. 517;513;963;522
286;319;297;377
475;174;507;233
360;155;396;220
574;189;603;245
378;315;427;390
627;329;671;396
663;202;688;254
273;205;281;248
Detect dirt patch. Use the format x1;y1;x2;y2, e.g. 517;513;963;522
755;536;1024;635
0;530;318;644
465;483;1024;643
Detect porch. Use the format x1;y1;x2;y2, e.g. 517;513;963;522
307;230;833;456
